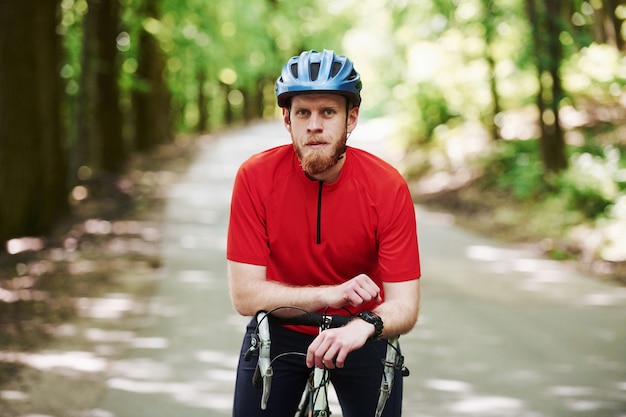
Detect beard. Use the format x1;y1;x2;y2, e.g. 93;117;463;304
294;134;347;177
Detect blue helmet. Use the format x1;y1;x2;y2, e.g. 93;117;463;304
275;50;362;108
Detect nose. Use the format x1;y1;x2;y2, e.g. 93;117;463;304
307;113;323;133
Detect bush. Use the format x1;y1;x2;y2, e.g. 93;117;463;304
482;139;550;200
559;150;620;219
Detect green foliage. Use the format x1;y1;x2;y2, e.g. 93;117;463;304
481;140;625;223
562;43;626;105
558;148;623;218
157;0;356;131
482;140;549;200
7;0;626;251
407;83;458;145
58;0;360;135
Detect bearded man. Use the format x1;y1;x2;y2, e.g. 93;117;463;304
226;49;421;417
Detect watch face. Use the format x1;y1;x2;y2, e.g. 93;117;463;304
360;311;380;322
358;311;383;340
358;311;382;330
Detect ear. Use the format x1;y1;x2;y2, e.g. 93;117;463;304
282;107;291;131
346;106;359;134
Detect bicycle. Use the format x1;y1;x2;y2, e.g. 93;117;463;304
244;306;410;417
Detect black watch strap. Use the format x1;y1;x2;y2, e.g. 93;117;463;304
357;310;383;340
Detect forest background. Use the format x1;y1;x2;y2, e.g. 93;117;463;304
0;0;625;412
0;0;625;346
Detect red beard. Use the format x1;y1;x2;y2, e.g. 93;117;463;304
295;136;347;177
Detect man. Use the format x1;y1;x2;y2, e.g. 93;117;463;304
227;49;421;417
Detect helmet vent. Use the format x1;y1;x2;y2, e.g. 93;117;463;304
310;63;321;81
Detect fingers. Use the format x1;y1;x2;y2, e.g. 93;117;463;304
305;323;370;369
306;331;343;369
343;274;382;307
347;285;381;306
307;333;331;369
324;274;382;309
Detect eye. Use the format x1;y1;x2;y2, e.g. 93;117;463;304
295;109;309;117
323;108;337;117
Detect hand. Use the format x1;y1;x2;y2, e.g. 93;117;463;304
305;319;373;369
326;274;382;309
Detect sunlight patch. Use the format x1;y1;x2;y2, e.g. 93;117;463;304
19;414;54;417
1;390;29;401
204;369;236;383
76;294;136;319
85;410;114;417
111;358;171;380
424;379;472;393
0;350;106;373
131;337;169;349
84;328;134;343
580;293;622;306
564;399;609;412
450;396;523;413
6;237;44;254
177;270;214;284
195;350;238;367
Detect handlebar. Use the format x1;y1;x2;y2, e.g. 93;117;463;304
246;309;353;410
245;308;407;415
267;310;354;329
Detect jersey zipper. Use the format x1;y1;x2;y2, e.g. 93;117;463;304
316;181;323;244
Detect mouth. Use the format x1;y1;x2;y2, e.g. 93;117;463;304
305;139;328;147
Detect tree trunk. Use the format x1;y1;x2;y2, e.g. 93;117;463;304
72;0;99;182
222;83;234;125
603;0;624;51
96;0;125;173
243;87;256;122
482;0;501;141
525;0;568;174
196;69;209;133
255;78;267;119
541;1;568;173
0;0;68;242
133;0;172;151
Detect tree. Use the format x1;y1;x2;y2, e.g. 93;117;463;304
74;0;126;175
73;0;98;180
525;0;568;174
481;0;503;141
133;0;172;151
592;0;625;51
95;0;126;172
0;1;68;243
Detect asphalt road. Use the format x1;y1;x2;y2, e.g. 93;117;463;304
90;120;626;417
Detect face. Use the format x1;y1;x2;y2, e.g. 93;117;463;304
284;93;359;182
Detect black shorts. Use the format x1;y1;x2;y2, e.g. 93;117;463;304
232;317;403;417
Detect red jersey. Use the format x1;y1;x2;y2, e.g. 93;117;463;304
227;145;420;334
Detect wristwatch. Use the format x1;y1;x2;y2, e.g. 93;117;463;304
357;311;383;340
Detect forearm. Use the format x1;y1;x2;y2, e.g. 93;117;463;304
228;261;383;317
233;280;330;317
228;261;329;316
372;279;420;338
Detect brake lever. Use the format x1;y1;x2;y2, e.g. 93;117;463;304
254;311;273;410
375;337;401;417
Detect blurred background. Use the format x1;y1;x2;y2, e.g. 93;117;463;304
0;0;625;415
1;0;626;270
